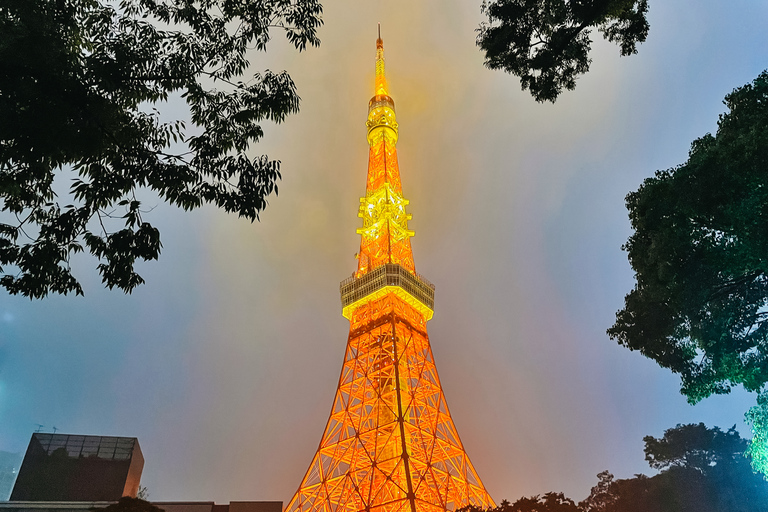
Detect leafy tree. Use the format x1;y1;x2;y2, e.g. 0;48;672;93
608;71;768;403
745;391;768;477
580;424;768;512
643;423;746;472
477;0;649;102
594;469;713;512
510;493;581;512
579;471;616;512
93;497;164;512
459;494;580;512
477;424;768;512
136;486;149;500
0;0;322;297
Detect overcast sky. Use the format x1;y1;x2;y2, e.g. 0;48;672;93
2;0;768;505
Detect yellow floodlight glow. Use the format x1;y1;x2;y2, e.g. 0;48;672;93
341;287;434;321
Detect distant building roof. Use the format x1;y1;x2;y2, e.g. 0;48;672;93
0;501;283;512
10;433;144;502
27;434;138;461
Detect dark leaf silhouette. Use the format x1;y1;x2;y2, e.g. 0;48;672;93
608;70;768;403
477;0;649;102
0;0;322;297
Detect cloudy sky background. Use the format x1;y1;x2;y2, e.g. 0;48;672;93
3;0;768;504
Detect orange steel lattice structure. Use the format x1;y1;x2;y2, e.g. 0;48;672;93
285;34;494;512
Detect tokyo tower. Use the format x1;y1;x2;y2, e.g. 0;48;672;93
285;32;495;512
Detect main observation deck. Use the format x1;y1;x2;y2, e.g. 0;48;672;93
340;263;435;321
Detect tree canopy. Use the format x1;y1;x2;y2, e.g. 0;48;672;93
476;0;649;102
0;0;322;297
469;424;768;512
643;423;746;472
460;493;580;512
93;497;164;512
607;70;768;403
592;424;768;512
745;392;768;476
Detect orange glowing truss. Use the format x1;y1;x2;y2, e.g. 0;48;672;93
285;33;494;512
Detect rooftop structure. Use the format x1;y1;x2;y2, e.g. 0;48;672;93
9;433;144;502
0;501;282;512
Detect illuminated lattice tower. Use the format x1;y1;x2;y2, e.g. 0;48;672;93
285;34;495;512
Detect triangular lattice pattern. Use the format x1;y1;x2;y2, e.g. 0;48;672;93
286;294;494;512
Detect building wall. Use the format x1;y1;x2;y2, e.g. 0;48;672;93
0;501;283;512
228;502;282;512
10;434;143;502
0;501;114;512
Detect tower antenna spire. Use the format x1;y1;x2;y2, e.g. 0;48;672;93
378;22;381;40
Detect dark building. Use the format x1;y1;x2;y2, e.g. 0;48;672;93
0;501;283;512
2;433;280;512
9;434;144;501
